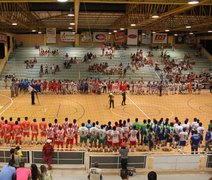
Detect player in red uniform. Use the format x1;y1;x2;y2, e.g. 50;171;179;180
55;126;65;150
0;117;5;144
46;123;54;143
72;119;79;145
52;119;59;139
62;118;69;133
3;120;11;144
13;121;22;145
31;118;39;144
9;117;15;143
66;123;75;150
22;117;31;144
39;118;47;144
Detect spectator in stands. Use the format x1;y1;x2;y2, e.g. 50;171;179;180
88;162;103;180
148;171;157;180
40;165;52;180
43;139;54;170
31;164;41;180
16;162;31;180
0;159;16;180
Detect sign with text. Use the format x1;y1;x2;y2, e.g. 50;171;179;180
127;29;138;45
114;32;125;43
60;32;75;42
0;33;7;42
93;32;107;42
152;33;167;43
46;28;56;43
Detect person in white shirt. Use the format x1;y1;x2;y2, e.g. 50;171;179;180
191;118;199;135
78;123;88;147
90;123;99;148
182;119;190;135
98;125;107;150
178;128;188;153
111;127;120;151
129;126;138;150
197;122;204;145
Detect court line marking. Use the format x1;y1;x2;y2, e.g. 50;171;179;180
0;94;14;115
126;95;150;119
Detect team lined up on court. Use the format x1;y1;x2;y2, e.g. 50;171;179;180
0;116;211;153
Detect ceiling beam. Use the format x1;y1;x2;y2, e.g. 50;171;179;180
74;0;80;33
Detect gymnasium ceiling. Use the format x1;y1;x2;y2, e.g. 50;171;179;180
0;0;211;35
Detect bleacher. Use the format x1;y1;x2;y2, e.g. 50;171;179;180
0;46;211;88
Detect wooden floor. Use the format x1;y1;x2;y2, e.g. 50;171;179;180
0;90;212;129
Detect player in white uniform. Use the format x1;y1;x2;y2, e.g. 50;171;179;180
111;127;120;151
78;123;88;147
66;123;75;150
89;123;99;148
197;122;204;145
98;125;107;150
129;126;138;150
178;128;188;153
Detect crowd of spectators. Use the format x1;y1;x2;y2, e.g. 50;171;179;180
84;52;97;62
39;64;60;77
25;57;37;69
88;63;108;73
39;48;59;56
64;57;78;69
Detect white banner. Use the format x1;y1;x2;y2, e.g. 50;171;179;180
46;28;56;44
127;29;138;45
93;32;107;42
142;31;151;44
152;33;167;44
60;31;75;42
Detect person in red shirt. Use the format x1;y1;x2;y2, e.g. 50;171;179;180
9;117;15;143
62;118;69;133
13;121;22;145
22;117;31;144
46;123;54;144
55;126;64;150
72;119;79;145
39;118;47;144
66;123;75;150
31;118;39;144
3;120;11;144
52;119;59;139
42;80;47;93
0;117;5;144
43;139;54;170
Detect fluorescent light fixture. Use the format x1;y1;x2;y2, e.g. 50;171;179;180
208;30;212;33
32;29;36;32
108;32;112;35
38;31;42;34
152;31;156;34
174;33;178;36
113;30;117;33
152;14;159;18
70;22;75;26
130;23;136;27
189;32;193;35
57;0;68;2
120;28;125;31
68;27;73;29
12;22;17;26
186;25;191;29
142;33;146;35
165;29;170;32
188;0;199;4
68;13;74;17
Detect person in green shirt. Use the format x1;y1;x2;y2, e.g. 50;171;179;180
132;118;141;144
209;120;212;130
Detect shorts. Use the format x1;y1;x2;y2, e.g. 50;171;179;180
4;136;11;141
15;137;21;141
107;141;112;146
80;136;87;144
112;143;119;147
174;135;180;142
90;137;97;143
32;133;38;137
23;132;30;137
66;139;74;145
130;141;136;146
56;141;63;146
179;141;186;146
99;139;105;145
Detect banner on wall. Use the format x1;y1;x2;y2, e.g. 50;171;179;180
60;32;75;42
127;29;138;45
46;28;56;43
93;32;107;42
0;33;7;42
152;33;167;43
114;32;125;43
141;31;151;44
175;35;185;44
81;32;92;42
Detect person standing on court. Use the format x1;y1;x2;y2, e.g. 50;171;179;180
108;92;114;108
31;89;36;105
158;81;163;96
121;91;126;106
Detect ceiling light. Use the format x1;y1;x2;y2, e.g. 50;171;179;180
120;28;125;31
38;31;42;34
57;0;68;2
70;22;75;26
152;31;156;34
113;30;117;33
188;0;199;5
68;27;73;29
186;25;191;29
108;32;112;35
12;22;17;26
174;33;178;36
165;29;170;32
208;30;212;33
152;11;160;19
189;32;193;35
130;23;136;27
142;33;146;35
68;8;74;17
32;29;36;32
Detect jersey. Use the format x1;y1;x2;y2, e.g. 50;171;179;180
31;122;38;135
56;130;64;142
122;126;130;139
98;129;107;140
39;122;47;135
179;131;188;141
3;124;11;137
22;121;30;133
52;123;59;134
46;127;54;139
62;121;69;131
13;125;22;138
72;123;79;135
90;127;99;138
78;127;88;137
112;130;119;143
129;130;138;142
116;127;124;140
197;126;204;135
66;128;75;139
106;130;113;142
